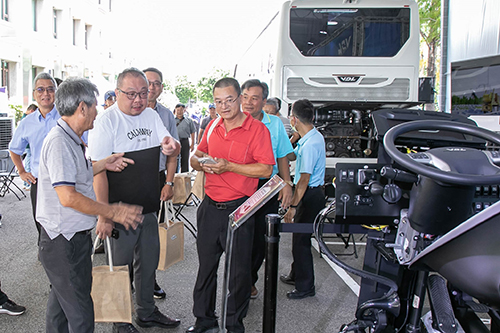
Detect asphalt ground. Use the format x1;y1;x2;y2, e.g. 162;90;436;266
0;177;367;333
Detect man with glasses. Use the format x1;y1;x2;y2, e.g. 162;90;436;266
89;67;181;333
9;72;62;244
240;79;294;299
187;78;275;333
143;67;179;299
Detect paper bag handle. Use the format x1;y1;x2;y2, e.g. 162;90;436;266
157;200;175;226
92;236;114;272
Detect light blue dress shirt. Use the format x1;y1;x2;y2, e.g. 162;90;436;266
9;106;61;178
294;127;326;187
260;110;294;177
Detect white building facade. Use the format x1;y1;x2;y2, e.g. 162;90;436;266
0;0;126;111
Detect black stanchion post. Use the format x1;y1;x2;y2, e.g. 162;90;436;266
263;214;281;333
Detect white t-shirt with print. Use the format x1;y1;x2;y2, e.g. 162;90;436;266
88;104;171;160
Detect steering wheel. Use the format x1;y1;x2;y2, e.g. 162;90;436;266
383;120;500;186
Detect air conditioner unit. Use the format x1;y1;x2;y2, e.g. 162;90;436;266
0;118;14;150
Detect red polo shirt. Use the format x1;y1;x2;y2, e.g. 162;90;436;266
197;112;275;202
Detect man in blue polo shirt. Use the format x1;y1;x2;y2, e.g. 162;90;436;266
281;99;326;300
240;79;294;299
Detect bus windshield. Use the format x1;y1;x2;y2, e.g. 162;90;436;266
290;7;410;57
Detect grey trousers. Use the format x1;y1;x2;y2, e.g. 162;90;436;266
110;212;159;319
39;227;94;333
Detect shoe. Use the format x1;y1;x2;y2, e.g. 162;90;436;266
186;323;219;333
154;281;166;299
279;274;295;286
113;323;139;333
94;241;105;254
136;306;180;328
0;299;26;316
250;285;259;299
286;287;315;300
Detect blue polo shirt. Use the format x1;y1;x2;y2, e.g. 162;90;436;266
294;127;325;187
260;111;294;177
9;106;61;178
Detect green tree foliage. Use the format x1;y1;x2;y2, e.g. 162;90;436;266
174;75;196;104
418;0;441;78
197;68;230;103
9;104;24;126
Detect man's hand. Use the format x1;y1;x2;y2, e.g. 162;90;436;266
19;170;36;184
161;184;174;201
110;202;144;230
283;207;295;223
201;157;230;175
278;184;293;209
190;143;195;152
96;217;114;239
161;136;181;156
104;153;135;173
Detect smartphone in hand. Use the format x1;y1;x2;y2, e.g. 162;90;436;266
198;157;217;165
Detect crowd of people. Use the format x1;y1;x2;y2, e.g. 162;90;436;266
2;68;326;333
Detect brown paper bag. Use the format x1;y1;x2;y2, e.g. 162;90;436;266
191;171;205;200
157;201;185;270
91;237;133;323
172;173;192;204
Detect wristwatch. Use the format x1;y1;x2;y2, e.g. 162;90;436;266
165;181;174;186
285;180;293;187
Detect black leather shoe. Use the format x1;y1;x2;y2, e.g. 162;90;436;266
154;281;166;299
286;287;315;299
279;274;295;286
186;323;219;333
136;307;180;328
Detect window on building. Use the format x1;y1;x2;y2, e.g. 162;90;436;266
53;9;57;38
85;24;91;50
1;0;8;21
32;0;38;31
1;60;10;98
73;19;78;45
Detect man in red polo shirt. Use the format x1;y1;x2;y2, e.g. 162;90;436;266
187;78;275;333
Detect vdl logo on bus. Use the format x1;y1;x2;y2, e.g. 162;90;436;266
337;76;360;83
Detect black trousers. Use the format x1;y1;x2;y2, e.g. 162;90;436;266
193;196;253;332
251;178;279;285
288;187;325;292
179;138;190;173
30;181;42;245
39;228;94;333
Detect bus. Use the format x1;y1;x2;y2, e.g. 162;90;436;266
235;0;420;161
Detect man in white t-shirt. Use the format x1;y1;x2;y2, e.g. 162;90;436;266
88;68;181;333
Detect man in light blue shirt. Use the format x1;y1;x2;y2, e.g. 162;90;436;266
241;79;294;299
282;99;326;300
144;67;179;299
9;73;61;243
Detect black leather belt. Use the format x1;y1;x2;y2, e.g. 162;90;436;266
75;229;92;236
207;196;246;210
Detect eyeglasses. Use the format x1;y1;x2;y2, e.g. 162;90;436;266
118;89;149;100
148;81;163;89
214;95;240;107
34;87;56;94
